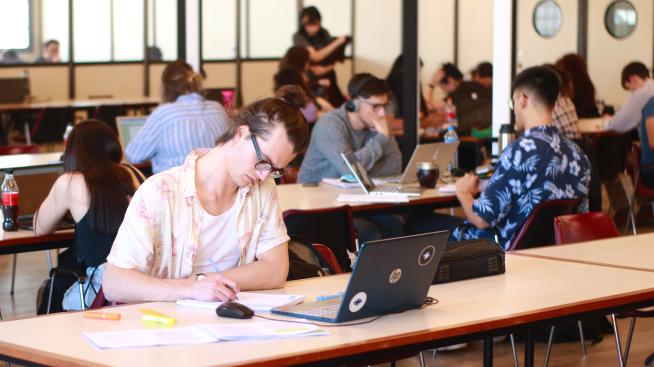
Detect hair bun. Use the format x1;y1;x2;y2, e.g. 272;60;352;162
275;85;307;109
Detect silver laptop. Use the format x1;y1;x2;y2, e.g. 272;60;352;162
341;152;422;196
116;116;147;148
272;231;448;323
399;142;460;184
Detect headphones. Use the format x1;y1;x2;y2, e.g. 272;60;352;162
345;74;376;112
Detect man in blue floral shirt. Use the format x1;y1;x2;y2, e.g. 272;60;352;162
452;66;591;250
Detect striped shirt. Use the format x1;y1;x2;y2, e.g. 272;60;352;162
125;93;230;173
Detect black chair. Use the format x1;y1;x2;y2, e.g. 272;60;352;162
30;107;73;144
92;104;127;133
283;206;356;272
507;199;579;251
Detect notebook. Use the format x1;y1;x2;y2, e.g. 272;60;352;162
272;231;448;323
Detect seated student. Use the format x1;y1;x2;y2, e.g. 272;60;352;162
427;63;492;136
280;46;333;108
385;55;444;134
471;62;493;89
451;66;591;250
545;64;581;140
102;86;309;303
274;67;332;125
604;62;654;133
125;60;230;174
297;73;403;241
35;39;60;63
33;120;144;313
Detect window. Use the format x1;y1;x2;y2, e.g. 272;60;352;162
41;0;70;62
247;0;295;58
202;0;236;60
73;0;144;62
0;0;31;50
148;0;177;61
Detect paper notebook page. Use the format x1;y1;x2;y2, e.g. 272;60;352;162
176;292;305;311
200;321;328;340
82;326;216;349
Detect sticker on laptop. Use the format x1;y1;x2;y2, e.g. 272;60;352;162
349;292;367;312
388;268;402;284
418;245;436;266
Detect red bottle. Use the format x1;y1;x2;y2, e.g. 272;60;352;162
2;172;19;232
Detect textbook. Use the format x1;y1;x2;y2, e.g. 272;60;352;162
176;292;305;312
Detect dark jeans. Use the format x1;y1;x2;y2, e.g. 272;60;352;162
353;213;405;245
404;210;465;237
37;248;86;315
643;170;654;189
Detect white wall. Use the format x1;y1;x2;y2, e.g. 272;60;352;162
419;0;455;85
76;64;143;99
353;0;401;78
458;0;493;75
588;0;653;106
0;66;68;100
516;0;578;71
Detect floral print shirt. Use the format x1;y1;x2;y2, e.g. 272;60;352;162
452;125;591;250
107;149;290;279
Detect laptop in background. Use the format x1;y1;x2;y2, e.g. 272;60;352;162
272;231;448;323
398;142;459;184
341;152;422;196
116;116;147;148
0;77;28;104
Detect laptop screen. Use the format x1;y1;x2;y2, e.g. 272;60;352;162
341;152;376;193
116;116;147;148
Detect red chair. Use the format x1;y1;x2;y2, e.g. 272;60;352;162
554;211;619;244
554;211;651;367
283;206;356;272
312;243;343;274
626;142;654;234
507;199;579;251
0;145;38;155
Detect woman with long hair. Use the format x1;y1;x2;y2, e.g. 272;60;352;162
125;59;230;173
34;120;145;313
555;53;600;117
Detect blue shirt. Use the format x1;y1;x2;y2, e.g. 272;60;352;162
640;97;654;171
125;93;230;173
452;125;591;250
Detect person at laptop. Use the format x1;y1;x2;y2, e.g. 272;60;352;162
125;60;230;174
450;66;591;249
33;120;145;313
297;73;403;241
102;86;309;303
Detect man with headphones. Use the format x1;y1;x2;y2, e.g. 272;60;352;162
298;73;403;242
298;73;401;184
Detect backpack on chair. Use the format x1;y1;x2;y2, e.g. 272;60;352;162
287;235;338;280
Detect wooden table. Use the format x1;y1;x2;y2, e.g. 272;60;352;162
0;152;62;171
0;228;73;255
0;97;160;113
0;253;653;367
277;183;458;213
515;233;654;272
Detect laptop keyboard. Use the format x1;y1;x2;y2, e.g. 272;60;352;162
300;303;341;319
375;184;405;193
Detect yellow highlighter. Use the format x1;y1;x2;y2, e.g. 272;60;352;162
140;308;176;326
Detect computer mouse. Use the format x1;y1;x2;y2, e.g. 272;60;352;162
216;301;254;319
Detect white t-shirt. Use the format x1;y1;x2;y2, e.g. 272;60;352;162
193;202;240;274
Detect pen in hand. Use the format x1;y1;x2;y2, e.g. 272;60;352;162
208;258;239;301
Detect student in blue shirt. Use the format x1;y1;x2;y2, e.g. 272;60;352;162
125;60;230;173
452;66;591;249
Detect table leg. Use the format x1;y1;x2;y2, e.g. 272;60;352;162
483;337;494;367
524;330;535;367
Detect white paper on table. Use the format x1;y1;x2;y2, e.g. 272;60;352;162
200;321;329;340
82;326;216;349
176;292;305;312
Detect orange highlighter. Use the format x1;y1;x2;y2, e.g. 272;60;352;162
83;311;121;320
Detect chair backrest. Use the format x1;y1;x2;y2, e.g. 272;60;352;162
31;107;73;144
554;211;619;245
93;105;128;133
283;206;356;271
312;243;343;274
508;199;579;251
0;145;38;155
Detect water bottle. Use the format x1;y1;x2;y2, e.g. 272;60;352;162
63;123;74;146
445;98;458;128
444;125;459;173
2;171;19;232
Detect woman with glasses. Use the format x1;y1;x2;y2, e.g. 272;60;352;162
102;86;309;303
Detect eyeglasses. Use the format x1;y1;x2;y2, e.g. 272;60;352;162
250;135;284;179
358;99;388;112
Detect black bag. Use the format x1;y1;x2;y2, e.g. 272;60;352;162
286;236;334;281
433;239;505;284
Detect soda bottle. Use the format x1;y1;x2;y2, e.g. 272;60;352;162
2;171;19;232
445;97;458;128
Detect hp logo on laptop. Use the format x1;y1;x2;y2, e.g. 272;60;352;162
419;245;436;266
